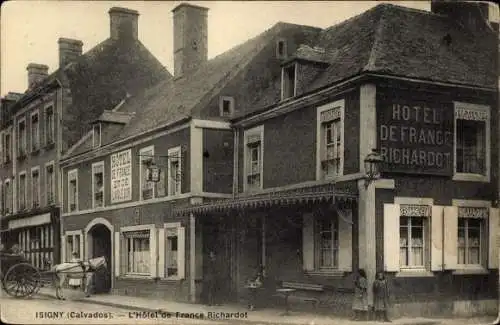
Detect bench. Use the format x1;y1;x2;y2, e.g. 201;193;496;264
276;282;324;308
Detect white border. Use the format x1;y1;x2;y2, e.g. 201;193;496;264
167;146;182;197
120;224;156;278
91;161;105;209
243;125;264;192
163;222;183;280
67;169;78;212
139;145;155;200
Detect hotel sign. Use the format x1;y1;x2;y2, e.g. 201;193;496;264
111;149;132;203
378;99;454;175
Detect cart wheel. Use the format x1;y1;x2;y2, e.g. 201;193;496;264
2;263;41;298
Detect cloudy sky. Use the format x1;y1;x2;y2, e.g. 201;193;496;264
1;1;430;96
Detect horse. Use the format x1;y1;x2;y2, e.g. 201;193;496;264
50;256;107;300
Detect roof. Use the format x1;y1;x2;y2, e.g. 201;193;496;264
241;3;498;118
92;111;135;124
66;22;320;158
13;36;171;150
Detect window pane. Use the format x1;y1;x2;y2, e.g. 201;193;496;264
456;119;486;174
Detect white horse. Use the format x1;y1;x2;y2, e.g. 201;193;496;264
50;256;107;300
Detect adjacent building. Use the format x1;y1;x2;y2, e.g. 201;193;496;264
0;7;169;269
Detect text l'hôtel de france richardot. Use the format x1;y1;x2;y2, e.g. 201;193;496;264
35;310;249;320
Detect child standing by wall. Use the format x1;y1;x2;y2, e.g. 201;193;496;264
352;269;369;321
373;271;391;322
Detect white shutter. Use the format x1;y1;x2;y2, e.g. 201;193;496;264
443;206;458;270
158;228;165;278
302;213;314;271
79;231;84;260
489;208;499;269
338;210;352;272
431;206;444;271
177;226;186;279
150;227;157;277
384;204;400;272
114;232;120;277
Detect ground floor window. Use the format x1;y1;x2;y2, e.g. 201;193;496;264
18;224;55;270
457;207;486;266
65;231;82;261
399;205;430;269
165;227;178;277
317;213;339;269
125;230;150;275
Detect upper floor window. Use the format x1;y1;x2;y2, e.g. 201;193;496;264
92;162;104;208
243;126;264;192
0;132;3;165
45;105;55;145
0;181;3;215
18;172;27;211
17;118;27;158
219;96;235;117
281;63;296;100
93;124;101;148
45;162;55;205
4;179;12;214
68;169;78;212
31;167;40;208
139;146;155;200
454;102;490;182
31;111;40;152
3;132;11;163
317;100;344;180
167;146;182;196
276;39;287;59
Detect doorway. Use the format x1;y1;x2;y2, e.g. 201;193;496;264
88;224;112;293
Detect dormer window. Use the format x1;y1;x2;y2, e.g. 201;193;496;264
219;96;235;117
281;63;297;100
93;124;101;148
276;39;287;59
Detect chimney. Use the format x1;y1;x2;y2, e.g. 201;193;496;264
172;3;208;78
431;0;499;32
58;38;83;69
109;7;139;40
26;63;49;89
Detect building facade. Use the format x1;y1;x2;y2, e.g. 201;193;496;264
0;6;169;268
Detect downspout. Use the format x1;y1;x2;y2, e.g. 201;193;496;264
232;128;239;199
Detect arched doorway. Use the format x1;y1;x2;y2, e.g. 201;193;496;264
86;223;112;294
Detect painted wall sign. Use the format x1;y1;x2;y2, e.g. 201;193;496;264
377;98;454;175
110;149;132;203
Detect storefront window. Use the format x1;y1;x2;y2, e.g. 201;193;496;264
125;230;150;275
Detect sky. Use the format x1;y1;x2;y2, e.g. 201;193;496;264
0;1;431;96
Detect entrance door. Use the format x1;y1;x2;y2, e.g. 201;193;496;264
89;224;111;293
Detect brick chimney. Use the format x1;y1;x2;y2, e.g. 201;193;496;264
58;38;83;69
109;7;139;40
172;3;208;78
431;0;499;32
26;63;49;89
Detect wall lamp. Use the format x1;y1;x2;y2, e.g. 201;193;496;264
364;148;383;188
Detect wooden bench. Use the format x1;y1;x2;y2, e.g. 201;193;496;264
276;281;324;308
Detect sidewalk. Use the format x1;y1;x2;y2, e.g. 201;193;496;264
35;287;494;325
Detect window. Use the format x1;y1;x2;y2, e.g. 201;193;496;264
0;132;3;165
454;102;490;181
17;118;26;158
45;162;55;205
219;96;235;117
92;162;104;208
243;126;264;192
68;169;78;212
65;231;82;261
18;172;27;211
140;146;155;200
317;100;344;180
4;179;11;214
45;105;55;145
398;205;430;269
166;227;178;277
0;181;3;214
93;124;101;148
281;63;296;100
276;39;287;59
125;230;150;275
31;111;40;152
458;207;486;266
162;223;186;279
167;146;182;196
317;213;339;269
3;132;11;163
31;167;40;208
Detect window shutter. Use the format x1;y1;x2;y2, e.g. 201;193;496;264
338;210;352;272
431;206;444;271
150;228;157;277
488;208;499;269
158;228;165;278
195;229;203;280
302;213;314;271
443;206;458;270
79;232;84;261
384;204;400;272
120;234;127;275
177;226;186;279
114;232;120;277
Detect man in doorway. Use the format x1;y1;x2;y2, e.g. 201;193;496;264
206;250;221;306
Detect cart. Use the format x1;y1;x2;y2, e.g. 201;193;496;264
0;251;44;298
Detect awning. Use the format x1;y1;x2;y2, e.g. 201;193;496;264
8;213;51;230
174;187;357;215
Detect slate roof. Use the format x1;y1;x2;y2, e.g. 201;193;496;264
67;22;320;158
92;111;135;124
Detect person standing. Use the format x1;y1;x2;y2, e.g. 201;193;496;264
373;271;391;322
205;250;220;306
352;269;369;321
